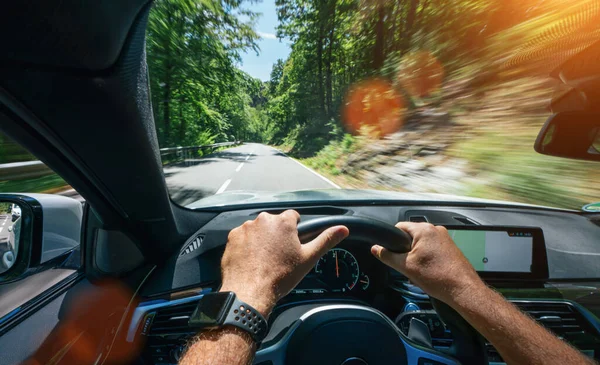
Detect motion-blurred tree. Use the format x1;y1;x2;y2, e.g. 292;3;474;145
147;0;267;147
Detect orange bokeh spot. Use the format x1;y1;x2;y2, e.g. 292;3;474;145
342;79;405;137
397;51;445;98
24;279;142;365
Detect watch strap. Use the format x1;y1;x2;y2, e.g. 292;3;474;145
223;295;269;342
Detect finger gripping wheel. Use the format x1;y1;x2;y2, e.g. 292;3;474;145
297;216;412;253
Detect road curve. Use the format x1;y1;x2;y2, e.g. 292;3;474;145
164;143;339;206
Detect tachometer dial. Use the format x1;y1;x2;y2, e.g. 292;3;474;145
314;248;359;292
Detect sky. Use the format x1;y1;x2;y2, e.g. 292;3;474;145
238;0;291;81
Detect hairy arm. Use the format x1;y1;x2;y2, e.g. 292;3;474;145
372;222;593;365
450;281;593;365
180;327;255;365
179;210;348;365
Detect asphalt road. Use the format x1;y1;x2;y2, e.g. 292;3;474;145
164;143;339;206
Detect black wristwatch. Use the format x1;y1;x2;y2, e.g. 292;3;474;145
188;292;269;342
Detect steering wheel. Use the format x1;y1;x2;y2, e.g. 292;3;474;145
252;216;486;365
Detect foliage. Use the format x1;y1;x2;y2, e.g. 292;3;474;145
147;0;270;147
303;134;357;175
450;129;593;209
0;175;68;194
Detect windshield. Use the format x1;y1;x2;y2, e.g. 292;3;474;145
148;0;599;210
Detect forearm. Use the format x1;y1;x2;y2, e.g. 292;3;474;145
449;282;593;365
179;285;274;365
179;327;255;365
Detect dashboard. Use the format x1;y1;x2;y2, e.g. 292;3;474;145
130;203;600;364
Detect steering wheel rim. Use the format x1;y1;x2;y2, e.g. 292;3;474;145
297;216;412;253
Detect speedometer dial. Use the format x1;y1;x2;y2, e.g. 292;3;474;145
314;248;359;292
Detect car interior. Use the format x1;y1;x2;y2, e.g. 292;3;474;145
0;1;599;365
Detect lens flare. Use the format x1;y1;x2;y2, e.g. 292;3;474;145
342;79;405;137
397;51;445;98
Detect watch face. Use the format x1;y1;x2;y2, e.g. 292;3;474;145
189;292;233;326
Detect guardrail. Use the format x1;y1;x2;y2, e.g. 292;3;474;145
0;141;243;180
159;141;243;166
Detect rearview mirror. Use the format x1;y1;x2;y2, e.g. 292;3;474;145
534;111;600;162
0;194;82;282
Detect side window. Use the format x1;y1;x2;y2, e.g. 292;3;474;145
0;132;82;274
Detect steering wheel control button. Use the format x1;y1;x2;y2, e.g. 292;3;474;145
341;357;368;365
403;302;421;312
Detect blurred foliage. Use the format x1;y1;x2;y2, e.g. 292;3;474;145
0;175;68;194
0;203;11;214
449;128;595;209
263;0;600;208
147;0;272;147
264;0;600;152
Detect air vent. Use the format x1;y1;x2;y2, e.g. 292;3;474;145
515;302;594;341
409;215;429;223
430;301;600;361
148;301;198;335
180;235;204;257
453;216;478;225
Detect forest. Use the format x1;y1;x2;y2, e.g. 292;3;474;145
145;0;600;209
147;0;599;151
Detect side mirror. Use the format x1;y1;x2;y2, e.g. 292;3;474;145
534;111;600;162
0;194;82;282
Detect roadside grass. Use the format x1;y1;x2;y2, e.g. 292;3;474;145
302;134;357;176
449;127;596;209
300;117;598;210
0;174;68;193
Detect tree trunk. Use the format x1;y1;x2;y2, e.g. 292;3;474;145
179;100;186;143
325;0;336;118
418;0;430;46
317;16;326;116
373;4;385;69
162;5;173;146
163;62;172;146
402;0;419;54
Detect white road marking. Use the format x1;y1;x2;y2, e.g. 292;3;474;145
0;227;3;234
272;147;341;189
245;154;251;161
236;163;244;172
547;247;600;257
216;179;232;194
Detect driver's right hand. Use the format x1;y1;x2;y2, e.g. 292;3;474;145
371;222;485;306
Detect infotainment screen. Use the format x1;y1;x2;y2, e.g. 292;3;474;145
443;226;548;280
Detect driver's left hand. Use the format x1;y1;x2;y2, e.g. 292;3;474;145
220;210;349;317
